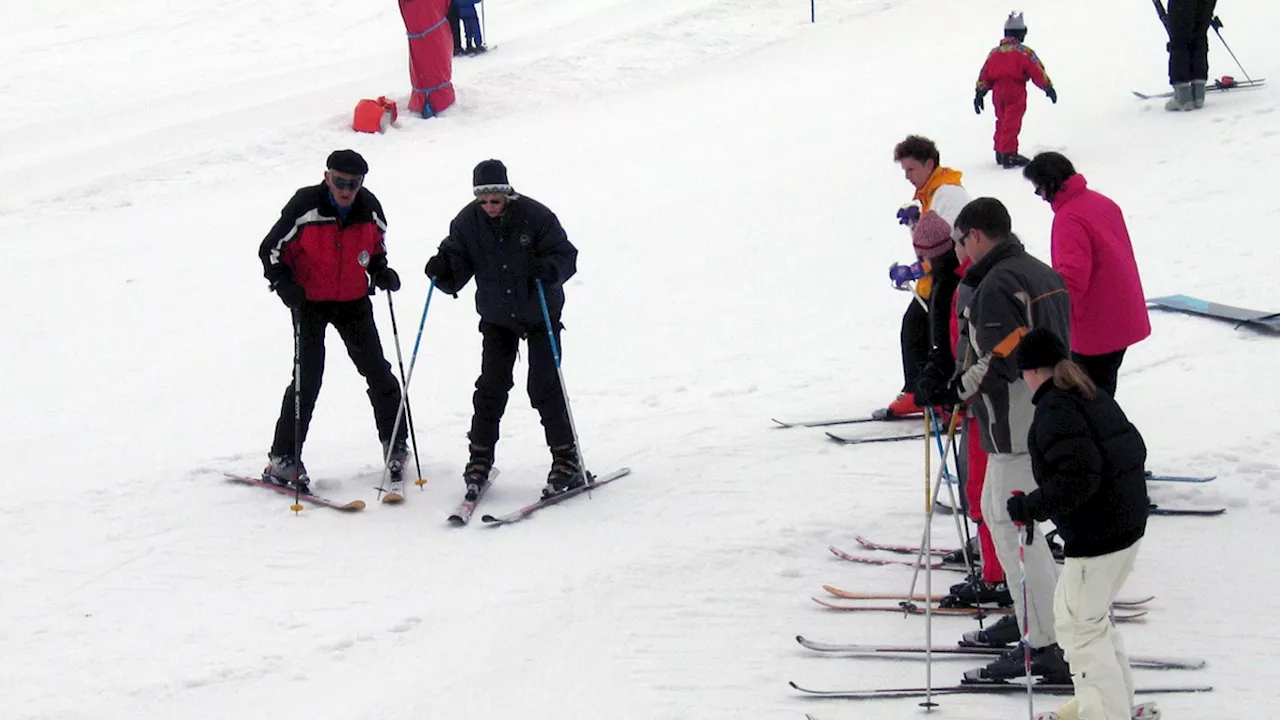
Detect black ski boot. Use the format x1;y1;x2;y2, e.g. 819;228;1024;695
941;536;981;566
942;577;1013;608
960;613;1020;647
965;643;1070;684
463;443;493;501
542;443;588;498
995;151;1006;166
1002;152;1030;169
264;453;310;491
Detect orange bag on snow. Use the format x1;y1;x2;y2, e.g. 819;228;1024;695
352;97;399;133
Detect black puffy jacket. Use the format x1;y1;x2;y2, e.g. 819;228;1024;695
1025;382;1148;558
430;195;577;332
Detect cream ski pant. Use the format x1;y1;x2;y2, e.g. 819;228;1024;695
981;452;1060;647
1051;541;1143;720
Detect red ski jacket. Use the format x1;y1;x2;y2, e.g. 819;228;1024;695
976;39;1051;96
259;183;389;302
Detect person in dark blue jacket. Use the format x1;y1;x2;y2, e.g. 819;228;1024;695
424;159;579;500
1007;327;1149;720
454;0;486;54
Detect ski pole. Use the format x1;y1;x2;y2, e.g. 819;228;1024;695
290;308;304;513
1209;17;1255;83
1012;489;1035;720
905;407;963;598
382;282;435;493
481;0;487;48
536;279;589;493
921;411;937;711
379;290;425;493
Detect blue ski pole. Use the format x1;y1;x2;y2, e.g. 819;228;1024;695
536;279;589;490
381;282;435;492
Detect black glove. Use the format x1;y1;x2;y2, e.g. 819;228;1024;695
974;90;986;114
1006;494;1035;526
1045;86;1058;104
532;258;559;284
917;374;960;407
372;267;401;291
424;254;451;282
274;278;306;309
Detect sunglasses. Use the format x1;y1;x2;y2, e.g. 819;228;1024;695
329;175;363;191
956;229;970;247
478;198;505;206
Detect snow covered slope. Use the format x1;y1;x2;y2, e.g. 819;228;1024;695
2;0;1278;717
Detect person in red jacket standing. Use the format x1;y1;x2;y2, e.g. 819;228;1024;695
974;12;1057;169
258;150;407;491
1023;152;1151;396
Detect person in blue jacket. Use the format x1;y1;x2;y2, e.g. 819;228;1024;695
455;0;486;54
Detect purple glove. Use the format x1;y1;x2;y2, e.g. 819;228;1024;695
897;204;921;226
889;262;926;287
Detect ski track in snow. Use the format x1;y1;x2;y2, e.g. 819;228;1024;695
3;0;1280;718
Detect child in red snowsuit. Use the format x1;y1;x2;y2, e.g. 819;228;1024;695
974;12;1056;169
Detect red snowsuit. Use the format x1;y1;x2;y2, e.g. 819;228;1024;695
976;39;1052;155
949;258;1004;583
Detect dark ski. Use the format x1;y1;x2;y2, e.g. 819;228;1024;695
1133;77;1266;99
1146;473;1215;483
826;430;926;445
1149;505;1226;516
224;473;366;512
480;467;631;526
789;680;1211;700
793;635;1204;670
821;584;1153;608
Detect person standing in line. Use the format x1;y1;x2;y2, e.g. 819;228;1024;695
1008;327;1150;720
423;160;580;501
258;150;407;492
1022;152;1150;396
886;135;973;418
932;197;1071;682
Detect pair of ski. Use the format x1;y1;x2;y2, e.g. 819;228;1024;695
772;412;926;445
815;585;1149;620
791;680;1212;701
1132;77;1265;100
795;635;1206;670
450;467;632;526
932;497;1224;517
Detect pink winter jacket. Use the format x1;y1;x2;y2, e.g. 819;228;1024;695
1049;174;1151;356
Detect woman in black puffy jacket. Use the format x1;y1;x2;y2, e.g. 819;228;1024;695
1007;327;1149;720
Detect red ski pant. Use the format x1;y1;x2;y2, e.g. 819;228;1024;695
992;86;1028;154
965;418;1005;583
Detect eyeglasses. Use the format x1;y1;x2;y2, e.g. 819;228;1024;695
1033;185;1045;197
329;175;363;191
478;198;505;206
956;229;970;247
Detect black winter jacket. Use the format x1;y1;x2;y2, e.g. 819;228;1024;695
1024;382;1149;558
431;195;577;332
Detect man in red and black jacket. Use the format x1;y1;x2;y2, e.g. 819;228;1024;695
257;149;406;489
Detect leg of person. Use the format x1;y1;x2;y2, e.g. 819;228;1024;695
1164;0;1197;109
448;5;463;53
1071;349;1126;397
268;304;330;481
996;89;1029;166
526;325;581;492
470;321;520;461
1054;541;1142;720
891;298;929;415
981;453;1059;649
462;16;480;51
1189;0;1218;107
965;429;1006;584
331;298;406;459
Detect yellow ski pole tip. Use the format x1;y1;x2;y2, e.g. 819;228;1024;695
290;504;304;513
414;478;428;488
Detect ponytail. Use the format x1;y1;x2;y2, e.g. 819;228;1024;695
1051;358;1097;400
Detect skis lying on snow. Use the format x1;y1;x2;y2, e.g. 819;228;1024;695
480;467;631;526
1146;472;1216;483
771;411;915;428
854;534;958;556
1132;77;1265;99
829;545;965;571
826;430;926;445
809;596;1148;621
447;468;501;526
794;636;1205;670
1150;505;1226;516
224;473;366;512
789;680;1212;700
820;584;1154;608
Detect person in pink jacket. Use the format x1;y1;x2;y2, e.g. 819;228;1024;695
1023;152;1151;396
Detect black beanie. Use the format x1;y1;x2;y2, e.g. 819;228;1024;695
327;149;369;175
1016;327;1069;372
473;159;514;196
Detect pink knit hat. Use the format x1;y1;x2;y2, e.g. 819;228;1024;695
912;210;954;259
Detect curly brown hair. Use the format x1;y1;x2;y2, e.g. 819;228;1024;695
893;135;940;166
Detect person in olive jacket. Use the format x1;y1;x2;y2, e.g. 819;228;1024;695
1007;327;1149;720
424;159;580;501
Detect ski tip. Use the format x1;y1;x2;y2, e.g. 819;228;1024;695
381;494;404;505
788;680;802;690
339;500;366;511
770;418;792;428
479;514;499;523
795;634;806;644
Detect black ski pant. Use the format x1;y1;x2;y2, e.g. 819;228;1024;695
447;4;463;52
900;296;931;396
468;321;573;451
1166;0;1217;84
271;298;405;457
1073;349;1127;399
